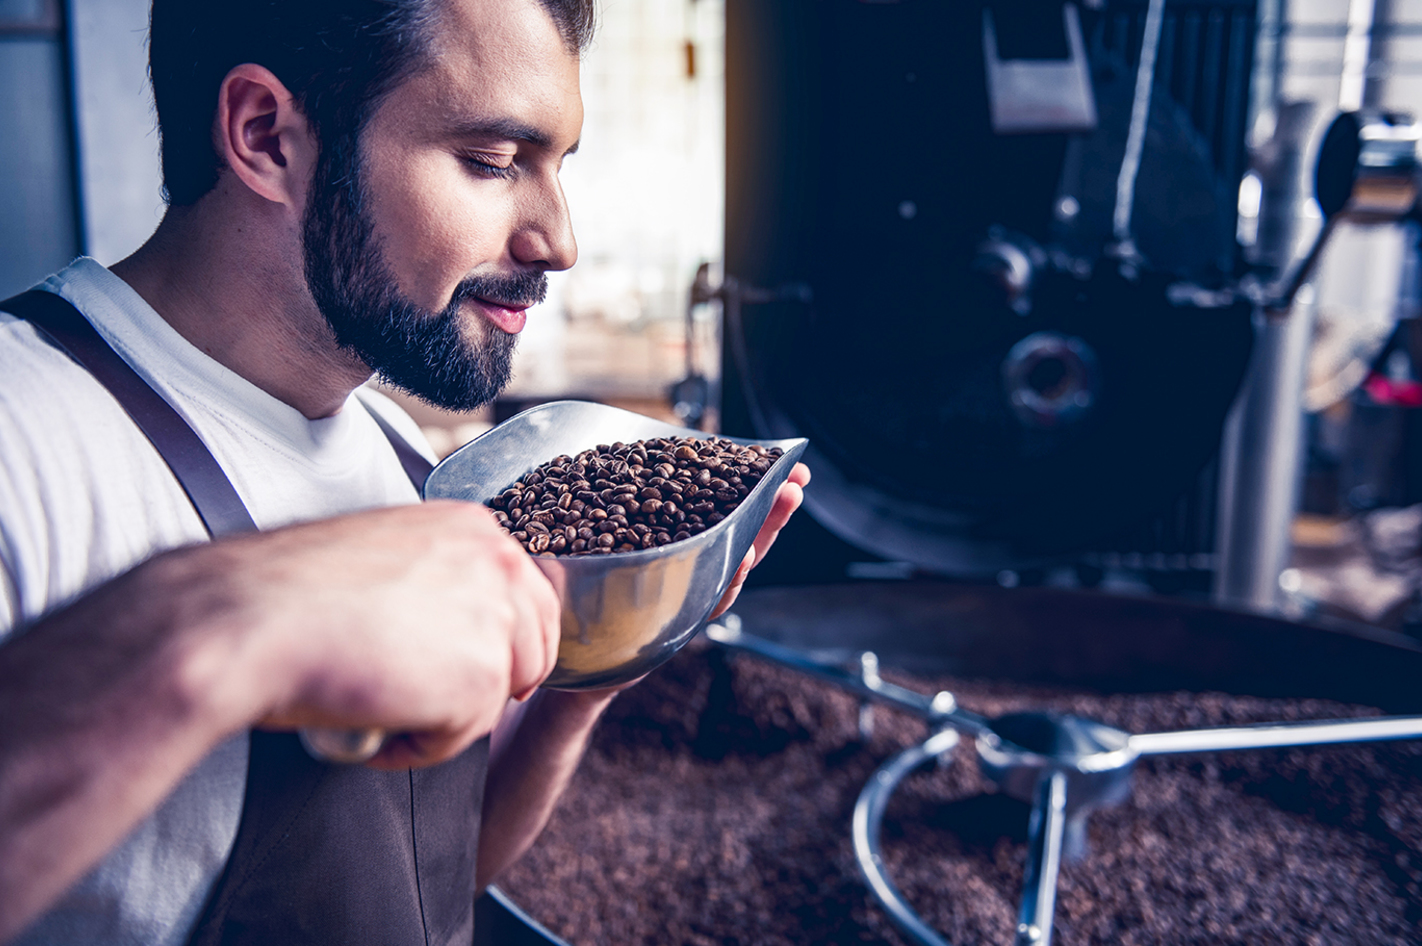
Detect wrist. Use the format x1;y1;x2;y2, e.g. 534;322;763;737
527;686;619;725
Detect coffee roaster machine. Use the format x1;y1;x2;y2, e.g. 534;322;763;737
709;0;1261;585
687;2;1422;941
473;3;1422;944
704;0;1416;594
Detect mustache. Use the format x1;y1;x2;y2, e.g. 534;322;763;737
450;270;548;312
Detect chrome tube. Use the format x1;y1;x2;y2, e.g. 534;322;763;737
1014;771;1069;946
851;729;963;946
706;616;993;738
1213;285;1319;612
1129;715;1422;756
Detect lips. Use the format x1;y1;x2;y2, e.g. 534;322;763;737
451;270;547;336
467;296;529;335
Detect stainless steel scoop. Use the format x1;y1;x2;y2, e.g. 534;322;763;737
301;400;806;763
425;399;808;689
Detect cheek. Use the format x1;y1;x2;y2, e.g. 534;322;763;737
367;159;512;308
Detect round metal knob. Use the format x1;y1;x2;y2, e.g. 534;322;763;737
1001;332;1100;429
1315;110;1422;220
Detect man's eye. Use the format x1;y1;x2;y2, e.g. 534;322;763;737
463;154;515;178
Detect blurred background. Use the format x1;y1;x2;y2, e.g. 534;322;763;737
0;0;729;440
3;0;1422;634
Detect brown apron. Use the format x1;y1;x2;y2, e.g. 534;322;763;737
4;288;488;945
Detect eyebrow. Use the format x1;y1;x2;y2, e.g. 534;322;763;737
449;116;580;156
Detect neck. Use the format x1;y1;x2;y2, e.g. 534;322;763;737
110;186;372;420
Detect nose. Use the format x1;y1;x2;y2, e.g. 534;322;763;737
511;172;578;273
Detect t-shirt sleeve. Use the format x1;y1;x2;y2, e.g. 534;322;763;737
0;529;21;639
0;343;47;638
0;314;25;635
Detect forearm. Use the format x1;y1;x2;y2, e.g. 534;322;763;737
477;687;617;889
0;501;563;941
0;550;264;943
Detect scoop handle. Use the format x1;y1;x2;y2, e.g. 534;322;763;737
299;726;387;764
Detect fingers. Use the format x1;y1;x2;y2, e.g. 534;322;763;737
501;549;562;701
243;502;565;767
709;546;756;620
707;462;810;620
752;465;809;562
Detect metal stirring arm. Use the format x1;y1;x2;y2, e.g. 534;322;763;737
709;615;1422;946
851;729;963;946
712;616;1072;946
1129;714;1422;756
709;614;1422;755
848;731;1076;946
1016;772;1069;946
705;614;992;738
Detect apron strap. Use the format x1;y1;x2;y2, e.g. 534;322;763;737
366;403;436;493
2;289;257;537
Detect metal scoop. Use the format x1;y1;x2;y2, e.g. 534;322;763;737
426;400;808;689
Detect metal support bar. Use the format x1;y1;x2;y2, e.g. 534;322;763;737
706;616;992;738
852;729;963;946
1015;771;1069;946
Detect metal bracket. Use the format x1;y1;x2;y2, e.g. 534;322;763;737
983;4;1097;135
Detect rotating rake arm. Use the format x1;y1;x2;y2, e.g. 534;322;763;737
708;614;1422;946
1016;771;1069;946
1129;714;1422;756
705;615;992;738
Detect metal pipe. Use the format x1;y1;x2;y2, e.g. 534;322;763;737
1261;215;1339;313
706;616;993;738
1213;283;1318;612
851;729;963;946
1014;771;1069;946
1129;714;1422;756
1213;94;1322;615
1112;0;1168;249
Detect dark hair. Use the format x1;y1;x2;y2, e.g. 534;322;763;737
149;0;595;207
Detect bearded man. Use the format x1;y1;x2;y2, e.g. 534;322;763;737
0;0;809;942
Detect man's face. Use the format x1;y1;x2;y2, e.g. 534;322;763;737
303;0;582;410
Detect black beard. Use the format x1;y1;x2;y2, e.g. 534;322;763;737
301;142;545;411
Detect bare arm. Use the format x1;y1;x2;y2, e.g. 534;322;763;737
0;501;559;943
476;687;616;890
475;465;811;888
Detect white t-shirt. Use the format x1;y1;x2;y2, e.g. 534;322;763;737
0;258;436;945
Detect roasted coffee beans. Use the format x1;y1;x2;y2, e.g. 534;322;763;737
487;437;784;556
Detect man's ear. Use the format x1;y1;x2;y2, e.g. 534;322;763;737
213;63;317;209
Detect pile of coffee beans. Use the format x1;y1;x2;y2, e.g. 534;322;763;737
499;642;1422;945
486;437;785;556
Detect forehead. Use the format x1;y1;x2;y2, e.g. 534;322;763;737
391;0;583;144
